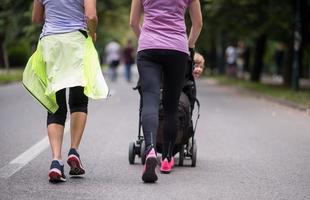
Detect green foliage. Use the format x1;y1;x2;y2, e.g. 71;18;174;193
0;0;33;68
96;0;133;46
197;0;310;85
8;40;30;67
201;0;294;45
1;0;308;80
0;0;133;67
0;0;33;42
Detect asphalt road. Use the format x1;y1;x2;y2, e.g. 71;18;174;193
0;71;310;200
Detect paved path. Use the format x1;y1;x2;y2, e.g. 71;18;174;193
0;71;310;200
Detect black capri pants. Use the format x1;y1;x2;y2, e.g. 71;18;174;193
47;86;88;126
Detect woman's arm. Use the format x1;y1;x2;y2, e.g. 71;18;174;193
188;0;203;48
129;0;142;38
84;0;98;42
32;0;44;24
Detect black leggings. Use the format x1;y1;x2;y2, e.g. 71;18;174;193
137;49;188;159
47;86;88;126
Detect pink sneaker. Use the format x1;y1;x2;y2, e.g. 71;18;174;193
160;158;172;173
142;148;158;183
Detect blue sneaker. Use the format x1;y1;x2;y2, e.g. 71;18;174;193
67;148;85;176
49;160;66;183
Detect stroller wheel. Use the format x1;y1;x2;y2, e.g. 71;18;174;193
140;140;146;165
179;145;185;166
128;142;136;164
191;139;197;167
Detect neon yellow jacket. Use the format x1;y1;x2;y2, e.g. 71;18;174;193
23;36;109;113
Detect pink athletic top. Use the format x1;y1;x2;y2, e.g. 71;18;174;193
138;0;191;54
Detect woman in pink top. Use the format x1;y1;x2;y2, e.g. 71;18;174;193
130;0;202;183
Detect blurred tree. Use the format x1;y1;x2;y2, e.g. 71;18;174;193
200;0;272;80
0;0;132;68
0;0;32;69
96;0;132;57
1;0;308;83
283;0;309;87
199;0;309;87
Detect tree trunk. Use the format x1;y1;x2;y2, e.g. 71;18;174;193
309;52;310;79
209;43;216;75
250;34;267;82
0;34;10;71
283;41;294;86
216;31;226;74
0;34;4;68
300;0;309;78
2;43;10;72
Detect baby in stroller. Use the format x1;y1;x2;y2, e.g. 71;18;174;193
129;52;205;168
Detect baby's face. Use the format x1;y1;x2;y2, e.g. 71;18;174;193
194;58;204;68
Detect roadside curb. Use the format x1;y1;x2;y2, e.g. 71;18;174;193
238;88;310;112
205;78;310;115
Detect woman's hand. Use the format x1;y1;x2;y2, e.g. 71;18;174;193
90;32;97;43
84;0;98;42
192;53;205;79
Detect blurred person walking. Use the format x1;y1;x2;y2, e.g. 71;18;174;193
130;0;202;183
105;40;121;82
26;0;108;183
236;41;250;77
225;44;237;77
123;39;135;82
236;41;245;76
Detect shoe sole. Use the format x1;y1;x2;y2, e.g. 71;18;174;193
142;157;158;183
160;168;171;174
67;155;85;176
160;165;171;174
49;169;66;183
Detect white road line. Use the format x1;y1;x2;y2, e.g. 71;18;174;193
0;124;69;179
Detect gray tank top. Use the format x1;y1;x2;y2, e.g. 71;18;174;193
40;0;87;38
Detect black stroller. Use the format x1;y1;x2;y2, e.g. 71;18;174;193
128;59;200;167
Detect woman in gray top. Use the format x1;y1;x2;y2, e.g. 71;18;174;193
32;0;102;183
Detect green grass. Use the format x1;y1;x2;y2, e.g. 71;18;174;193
0;69;23;84
211;75;310;109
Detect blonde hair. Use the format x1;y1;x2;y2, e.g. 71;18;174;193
194;52;205;69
